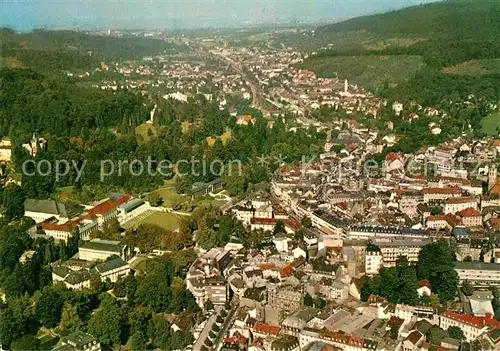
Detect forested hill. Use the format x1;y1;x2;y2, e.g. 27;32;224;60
0;28;185;71
294;0;500;104
317;0;500;44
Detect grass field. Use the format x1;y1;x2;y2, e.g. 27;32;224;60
442;59;500;76
296;55;425;90
151;181;182;208
480;112;500;136
135;122;157;142
123;210;182;231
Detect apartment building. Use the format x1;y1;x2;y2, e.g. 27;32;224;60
440;312;500;342
373;237;430;267
444;197;478;214
422;188;462;203
454;262;500;287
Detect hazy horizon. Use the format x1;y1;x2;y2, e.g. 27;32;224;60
2;0;440;31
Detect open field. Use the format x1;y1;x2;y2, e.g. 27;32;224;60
122;209;181;231
152;182;182;208
442;59;500;76
480;112;500;136
135;122;157;142
296;55;425;90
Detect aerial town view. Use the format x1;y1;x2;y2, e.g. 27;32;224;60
0;0;500;350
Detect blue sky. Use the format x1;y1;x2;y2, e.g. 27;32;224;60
1;0;439;31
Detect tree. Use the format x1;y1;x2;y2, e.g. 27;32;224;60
147;316;172;350
61;302;83;332
147;192;162;207
89;274;105;293
36;286;64;328
2;184;25;220
416;240;457;301
216;315;223;324
462;280;474;296
273;220;286;236
11;335;40;351
426;326;444;345
448;326;465;340
87;298;122;347
127;330;147;351
301;216;312;228
390;324;399;340
304;293;314;307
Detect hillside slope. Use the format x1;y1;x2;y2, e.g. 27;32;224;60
295;0;500;103
0;29;185;72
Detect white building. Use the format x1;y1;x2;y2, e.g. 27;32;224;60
365;251;382;275
454;262;500;287
78;239;125;261
440;312;500;341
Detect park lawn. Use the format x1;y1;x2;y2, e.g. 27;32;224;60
56;185;75;202
135;122;157;143
139;211;181;231
480;112;500;135
153;185;182;208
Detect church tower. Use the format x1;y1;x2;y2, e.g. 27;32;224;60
488;164;497;191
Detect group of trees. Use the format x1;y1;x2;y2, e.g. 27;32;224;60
0;66;327;203
360;256;420;305
361;240;458;305
0;234;200;350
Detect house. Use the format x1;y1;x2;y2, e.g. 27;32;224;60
385;153;405;172
423;188;462;203
417;280;432;297
444;197;478;215
52;331;101;351
440;312;500;341
426;214;460;230
403;330;425;351
457;208;483;227
392;102;403;116
0;138;12;163
92;257;130;283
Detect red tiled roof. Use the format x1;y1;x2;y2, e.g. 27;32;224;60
259;264;277;271
40;221;76;232
441;312;500;328
279;264;294;278
224;336;247;345
423;187;462;195
457;207;481;217
88;194;132;216
386;152;402;162
419;279;432;288
254;323;280;336
445;196;475;204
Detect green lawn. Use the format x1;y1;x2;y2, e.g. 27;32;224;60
152;183;182;208
296;55;425;90
481;112;500;135
135;122;157;143
138;211;181;231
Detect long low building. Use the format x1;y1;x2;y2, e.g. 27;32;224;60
348;225;428;240
454;261;500;287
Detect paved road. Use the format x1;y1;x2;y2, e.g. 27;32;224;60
214;309;236;351
193;314;217;351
